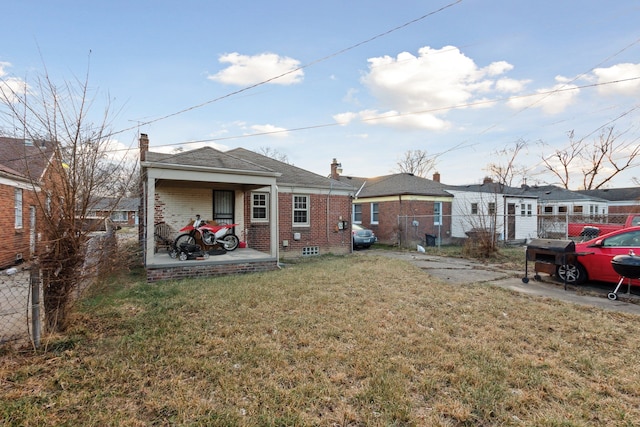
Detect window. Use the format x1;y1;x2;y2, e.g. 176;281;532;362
251;192;269;222
558;206;567;213
488;202;496;215
293;195;309;226
371;203;379;224
434;202;442;225
544;206;553;214
526;204;532;217
574;205;583;214
471;203;478;215
15;189;23;229
110;211;128;222
353;204;362;223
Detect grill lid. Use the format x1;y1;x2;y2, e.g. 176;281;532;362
527;239;576;253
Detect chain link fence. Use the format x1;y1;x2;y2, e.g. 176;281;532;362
0;265;42;349
396;212;640;249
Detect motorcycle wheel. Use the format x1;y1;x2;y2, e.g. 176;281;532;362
222;234;239;251
175;234;196;248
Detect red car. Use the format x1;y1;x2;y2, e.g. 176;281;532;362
557;226;640;286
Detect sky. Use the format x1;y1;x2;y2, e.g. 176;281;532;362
1;0;640;188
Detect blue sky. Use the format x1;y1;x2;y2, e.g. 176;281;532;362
1;0;640;188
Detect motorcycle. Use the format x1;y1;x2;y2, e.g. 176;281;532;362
174;220;240;253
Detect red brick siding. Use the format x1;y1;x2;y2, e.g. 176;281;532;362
146;260;279;282
0;183;39;269
358;199;452;245
277;193;352;258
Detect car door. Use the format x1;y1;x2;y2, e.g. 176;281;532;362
590;230;640;283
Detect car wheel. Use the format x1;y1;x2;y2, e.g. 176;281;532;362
556;263;587;285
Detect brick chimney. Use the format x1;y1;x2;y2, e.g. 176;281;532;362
330;158;342;179
432;171;440;183
139;133;149;161
483;176;493;184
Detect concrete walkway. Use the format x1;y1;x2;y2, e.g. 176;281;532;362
359;249;640;315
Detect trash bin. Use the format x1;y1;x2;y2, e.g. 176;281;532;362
425;234;436;247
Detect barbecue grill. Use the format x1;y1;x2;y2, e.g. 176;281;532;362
607;250;640;300
522;239;577;285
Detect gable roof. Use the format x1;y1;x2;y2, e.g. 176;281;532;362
0;137;56;182
520;185;609;203
445;182;538;199
145;146;277;175
227;148;353;191
576;187;640;203
338;173;452;198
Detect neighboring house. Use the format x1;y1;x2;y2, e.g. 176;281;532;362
0;137;55;269
139;135;354;282
87;197;140;227
331;161;453;246
576;187;640;217
445;177;538;242
521;184;609;238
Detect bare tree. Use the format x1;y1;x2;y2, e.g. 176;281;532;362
258;146;290;164
395;149;436;177
541;126;640;189
0;68;133;332
486;139;528;186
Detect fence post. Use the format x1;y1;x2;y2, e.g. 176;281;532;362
30;267;41;349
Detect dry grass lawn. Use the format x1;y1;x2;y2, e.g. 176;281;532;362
2;253;640;426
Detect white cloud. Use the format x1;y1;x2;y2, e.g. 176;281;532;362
208;52;304;86
337;45;527;130
592;63;640;96
507;77;579;114
249;124;289;137
0;61;29;104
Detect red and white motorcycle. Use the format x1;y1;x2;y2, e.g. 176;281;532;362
174;220;240;254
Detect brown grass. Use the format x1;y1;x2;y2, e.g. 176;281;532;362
2;254;640;426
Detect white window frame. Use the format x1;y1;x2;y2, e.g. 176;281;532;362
353;204;362;224
15;188;23;229
370;202;379;224
293;195;310;227
471;203;478;215
434;201;442;226
251;192;269;222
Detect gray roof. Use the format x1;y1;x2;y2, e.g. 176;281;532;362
0;137;56;181
227;148;353;191
145;146;276;175
520;185;609;203
90;197;140;211
576;187;640;202
446;182;538;198
338;173;452;198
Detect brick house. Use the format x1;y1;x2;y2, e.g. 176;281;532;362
140;135;354;282
0;137;55;269
576;187;640;216
88;197;140;227
331;160;453;247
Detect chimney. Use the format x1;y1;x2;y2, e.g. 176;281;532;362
139;133;149;161
330;158;342;179
483;176;493;184
432;171;440;183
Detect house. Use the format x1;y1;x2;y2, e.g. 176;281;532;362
521;184;609;238
445;177;538;242
331;161;453;247
576;187;640;217
0;137;55;269
87;197;140;227
139;135;354;282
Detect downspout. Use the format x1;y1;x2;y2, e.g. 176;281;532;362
326;180;333;244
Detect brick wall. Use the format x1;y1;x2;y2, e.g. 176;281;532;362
154;184;215;231
146;260;279;282
0;183;39;269
358;199;452;245
278;193;352;258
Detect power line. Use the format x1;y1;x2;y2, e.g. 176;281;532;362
106;0;463;139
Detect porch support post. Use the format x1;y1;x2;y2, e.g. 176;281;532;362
270;184;279;259
145;176;156;265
